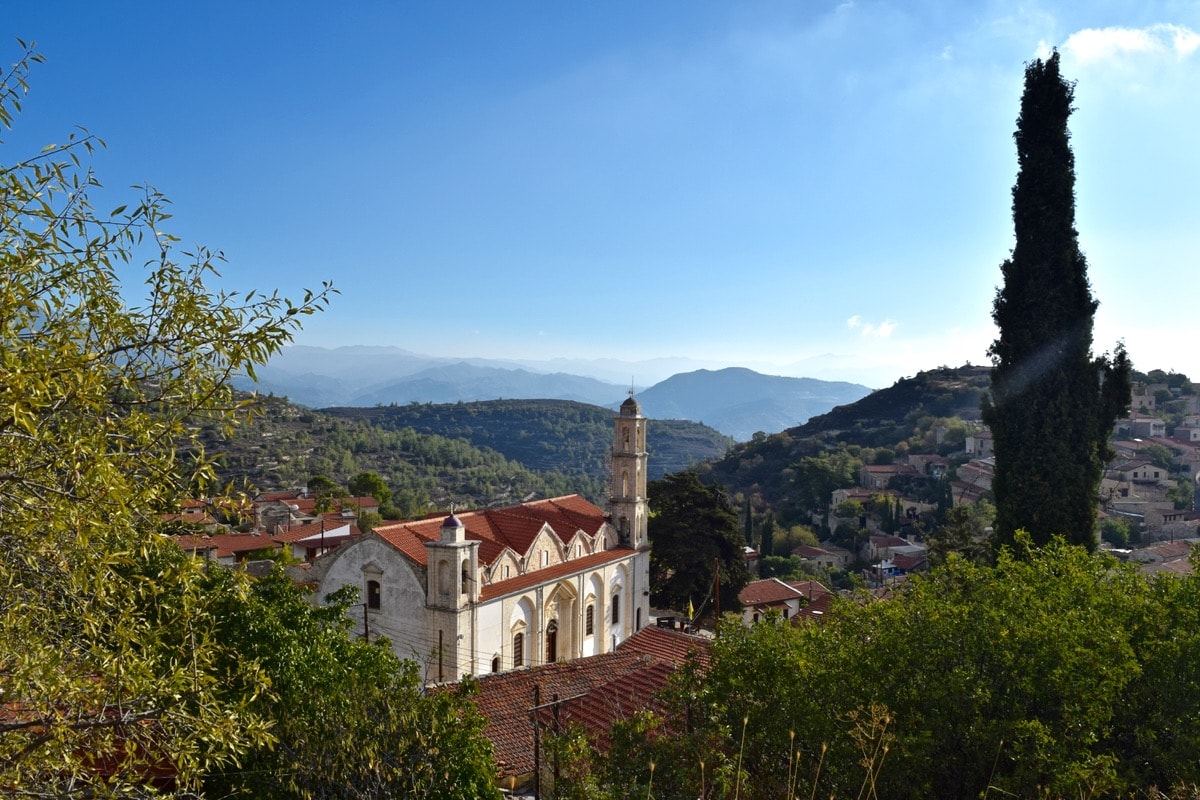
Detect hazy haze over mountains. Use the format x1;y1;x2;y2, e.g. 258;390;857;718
235;346;873;440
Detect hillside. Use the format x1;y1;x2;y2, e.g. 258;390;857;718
636;367;871;440
235;346;873;438
321;399;734;481
203;396;731;514
701;365;992;513
201;395;607;514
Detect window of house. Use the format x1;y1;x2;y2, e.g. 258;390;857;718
366;579;381;610
611;593;620;625
585;604;595;635
513;632;525;668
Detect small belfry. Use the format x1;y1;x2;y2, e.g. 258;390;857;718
610;391;648;549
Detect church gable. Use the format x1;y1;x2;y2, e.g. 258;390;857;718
524;526;565;571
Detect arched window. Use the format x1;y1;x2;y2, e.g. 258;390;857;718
513;632;525;668
546;620;559;663
622;470;629;496
366;579;381;610
611;593;620;625
461;559;470;595
491;655;501;673
585;604;595;636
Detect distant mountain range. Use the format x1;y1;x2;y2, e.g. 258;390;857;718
635;367;872;442
235;346;872;440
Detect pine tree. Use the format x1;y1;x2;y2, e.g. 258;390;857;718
982;52;1130;552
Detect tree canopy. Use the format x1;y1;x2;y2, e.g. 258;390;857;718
553;540;1200;799
981;51;1130;551
647;472;751;616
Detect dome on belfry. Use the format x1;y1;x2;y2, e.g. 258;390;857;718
619;395;641;416
443;513;463;529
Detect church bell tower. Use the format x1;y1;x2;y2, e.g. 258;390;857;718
610;393;648;549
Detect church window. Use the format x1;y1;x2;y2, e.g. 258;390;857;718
366;579;381;610
491;655;500;673
461;559;470;595
585;604;595;635
611;593;620;625
541;550;549;567
513;632;525;668
622;471;629;496
503;565;511;579
546;620;559;663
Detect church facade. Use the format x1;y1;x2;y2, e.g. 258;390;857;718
311;396;652;682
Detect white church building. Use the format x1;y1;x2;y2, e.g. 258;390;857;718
310;396;652;683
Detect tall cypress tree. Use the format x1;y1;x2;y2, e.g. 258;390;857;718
982;52;1130;552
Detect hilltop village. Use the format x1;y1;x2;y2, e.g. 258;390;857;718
153;372;1200;791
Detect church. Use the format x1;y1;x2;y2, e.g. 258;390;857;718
310;396;652;682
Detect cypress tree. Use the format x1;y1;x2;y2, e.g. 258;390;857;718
982;52;1130;552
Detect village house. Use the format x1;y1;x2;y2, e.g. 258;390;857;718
858;463;920;491
738;578;834;624
965;428;994;459
308;396;653;682
792;542;853;570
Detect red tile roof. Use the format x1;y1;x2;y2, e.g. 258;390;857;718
479;548;644;602
272;519;357;545
786;580;834;601
172;532;277;558
793;592;835;623
371;495;609;570
739;578;804;607
464;626;709;779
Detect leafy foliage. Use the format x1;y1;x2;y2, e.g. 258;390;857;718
0;42;337;795
563;540;1200;799
200;569;501;799
648;472;751;615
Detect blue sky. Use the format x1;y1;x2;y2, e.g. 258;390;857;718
7;1;1199;388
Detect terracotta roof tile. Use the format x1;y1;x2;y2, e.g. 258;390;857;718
370;494;609;570
464;627;709;778
480;548;643;602
739;578;804;607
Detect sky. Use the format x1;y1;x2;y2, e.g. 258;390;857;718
6;1;1200;389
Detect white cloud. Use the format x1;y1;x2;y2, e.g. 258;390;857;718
1064;24;1200;65
847;316;897;339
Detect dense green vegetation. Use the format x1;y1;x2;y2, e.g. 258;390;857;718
552;540;1200;799
648;472;752;616
700;365;990;526
323;399;733;480
198;396;731;515
0;45;496;798
198;394;605;515
982;51;1131;552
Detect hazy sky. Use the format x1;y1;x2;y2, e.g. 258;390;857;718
7;1;1199;388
